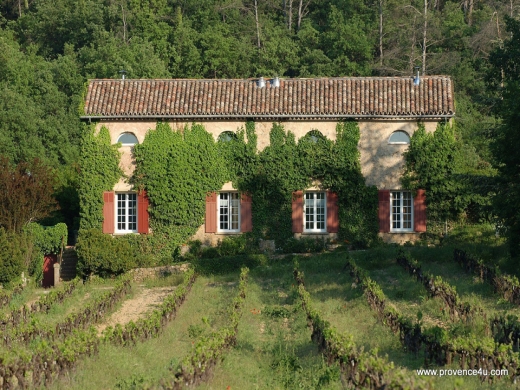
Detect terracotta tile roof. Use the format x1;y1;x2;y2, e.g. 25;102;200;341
82;77;454;119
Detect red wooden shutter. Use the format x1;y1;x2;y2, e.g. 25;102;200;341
378;190;390;233
326;191;339;233
292;191;304;233
414;189;427;232
205;192;217;233
137;190;150;234
102;191;115;234
240;193;253;232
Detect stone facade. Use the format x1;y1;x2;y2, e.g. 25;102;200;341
103;118;439;193
129;263;190;283
84;77;455;244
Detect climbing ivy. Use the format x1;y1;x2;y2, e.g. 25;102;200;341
78;125;122;230
23;222;68;284
222;121;378;247
132;122;227;257
80;120;378;266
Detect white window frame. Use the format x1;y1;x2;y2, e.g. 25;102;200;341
390;191;413;232
217;192;240;233
115;192;138;233
388;130;411;145
117;132;139;146
304;192;327;233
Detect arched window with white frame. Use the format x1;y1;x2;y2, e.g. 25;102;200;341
117;132;139;146
388;130;410;144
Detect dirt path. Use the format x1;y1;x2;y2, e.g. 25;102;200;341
96;286;175;334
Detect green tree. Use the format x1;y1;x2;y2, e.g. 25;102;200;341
0;157;58;233
488;17;520;256
402;123;462;222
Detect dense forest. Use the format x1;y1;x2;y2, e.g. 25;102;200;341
0;0;518;248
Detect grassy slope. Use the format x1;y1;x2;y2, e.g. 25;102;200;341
49;274;237;390
199;263;342;390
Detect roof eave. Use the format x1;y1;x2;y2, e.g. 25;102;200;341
80;113;455;121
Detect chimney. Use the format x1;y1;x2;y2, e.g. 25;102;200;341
413;66;420;86
270;76;280;87
257;77;265;88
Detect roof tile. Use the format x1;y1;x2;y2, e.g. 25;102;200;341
83;77;455;118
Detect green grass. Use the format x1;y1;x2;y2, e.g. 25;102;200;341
49;274;238;390
23;227;520;389
197;267;343;390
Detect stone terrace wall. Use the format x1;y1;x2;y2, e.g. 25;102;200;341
129;263;190;283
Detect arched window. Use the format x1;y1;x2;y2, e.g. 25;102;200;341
388;131;410;144
305;130;324;143
218;131;236;142
117;132;139;146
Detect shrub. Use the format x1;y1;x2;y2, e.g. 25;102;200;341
0;228;24;284
0;157;58;233
76;229;136;277
192;254;268;274
22;222;68;285
281;237;327;253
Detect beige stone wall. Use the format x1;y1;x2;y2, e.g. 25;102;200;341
378;232;422;244
97;119;439;191
96;119;440;245
358;120;437;189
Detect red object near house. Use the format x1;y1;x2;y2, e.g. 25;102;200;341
102;191;115;234
240;193;253;232
292;191;304;233
137;190;150;234
414;189;427;232
326;191;339;233
205;192;218;233
378;190;391;233
42;254;58;288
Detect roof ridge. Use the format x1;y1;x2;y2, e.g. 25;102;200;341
88;76;452;82
83;77;455;119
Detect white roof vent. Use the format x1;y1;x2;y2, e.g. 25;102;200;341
257;77;265;88
413;66;420;86
270;77;280;87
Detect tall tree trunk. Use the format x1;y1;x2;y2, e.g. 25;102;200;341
467;0;474;26
121;3;128;44
288;0;293;31
410;15;418;73
379;0;384;66
254;0;261;48
422;0;428;75
297;0;310;31
18;0;21;17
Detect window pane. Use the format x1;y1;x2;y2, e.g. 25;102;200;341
219;192;240;231
391;191;413;231
117;133;138;145
231;193;240;230
388;131;410;144
304;192;326;232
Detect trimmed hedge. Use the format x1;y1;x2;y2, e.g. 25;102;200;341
192;253;268;275
76;229;136;277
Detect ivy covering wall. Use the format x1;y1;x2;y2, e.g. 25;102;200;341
78;126;122;230
132;123;228;257
132;120;377;252
402;123;493;225
78;120;378;270
222;121;378;247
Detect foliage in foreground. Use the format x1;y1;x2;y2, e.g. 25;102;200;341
0;156;58;233
488;17;520;257
293;262;432;389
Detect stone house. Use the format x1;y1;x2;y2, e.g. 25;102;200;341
81;76;455;244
